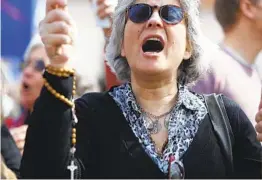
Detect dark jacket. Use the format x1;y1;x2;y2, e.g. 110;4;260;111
20;74;262;179
1;124;21;177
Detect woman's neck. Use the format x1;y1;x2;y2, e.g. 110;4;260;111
131;75;178;116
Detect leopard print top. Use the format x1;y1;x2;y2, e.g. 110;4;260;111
109;83;207;174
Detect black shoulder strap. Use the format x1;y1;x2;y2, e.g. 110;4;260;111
204;94;235;175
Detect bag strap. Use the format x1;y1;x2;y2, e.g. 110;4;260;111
204;94;235;175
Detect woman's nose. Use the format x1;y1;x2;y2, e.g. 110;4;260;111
146;11;163;28
22;66;34;78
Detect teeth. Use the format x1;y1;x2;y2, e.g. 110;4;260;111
147;37;161;41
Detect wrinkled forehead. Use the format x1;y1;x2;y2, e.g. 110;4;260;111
134;0;181;6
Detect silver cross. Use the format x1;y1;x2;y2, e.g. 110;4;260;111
72;106;78;124
67;160;77;180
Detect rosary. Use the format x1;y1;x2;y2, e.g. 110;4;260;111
67;106;78;180
49;4;78;180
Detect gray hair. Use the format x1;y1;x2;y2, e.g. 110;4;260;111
215;0;260;32
23;33;44;62
105;0;204;85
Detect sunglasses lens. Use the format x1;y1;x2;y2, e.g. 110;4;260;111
35;59;45;72
161;5;183;24
128;4;151;23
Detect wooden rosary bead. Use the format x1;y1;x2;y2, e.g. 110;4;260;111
43;77;75;108
72;133;76;138
72;138;76;145
46;65;75;77
72;128;76;133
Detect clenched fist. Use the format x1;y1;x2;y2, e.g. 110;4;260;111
39;0;77;68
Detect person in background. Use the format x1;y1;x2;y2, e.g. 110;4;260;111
1;61;21;179
192;0;262;127
5;34;49;155
94;0;122;90
199;0;223;43
1;125;21;179
1;155;17;179
200;0;215;9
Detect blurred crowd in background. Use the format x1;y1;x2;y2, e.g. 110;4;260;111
1;0;262;179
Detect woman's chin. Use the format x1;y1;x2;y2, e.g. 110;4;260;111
130;55;171;77
135;65;168;77
139;60;168;72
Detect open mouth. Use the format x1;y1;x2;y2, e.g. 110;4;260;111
142;38;164;53
22;82;30;91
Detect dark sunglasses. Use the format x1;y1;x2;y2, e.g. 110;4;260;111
127;3;184;24
21;59;46;72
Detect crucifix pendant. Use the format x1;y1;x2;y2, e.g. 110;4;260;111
67;160;78;180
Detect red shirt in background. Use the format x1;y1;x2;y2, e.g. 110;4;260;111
105;62;120;90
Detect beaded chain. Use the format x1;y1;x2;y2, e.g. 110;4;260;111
43;64;78;179
43;65;76;107
46;65;75;77
45;4;78;179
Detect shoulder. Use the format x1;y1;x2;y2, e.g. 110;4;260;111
197;48;237;92
219;95;248;129
220;95;241;116
200;93;254;136
73;87;125;134
193;45;232;93
74;86;121;115
221;95;262;164
77;91;108;103
203;45;233;77
75;91;111;111
73;91;116;131
220;95;259;144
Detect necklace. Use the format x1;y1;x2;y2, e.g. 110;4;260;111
141;105;175;134
143;113;171;134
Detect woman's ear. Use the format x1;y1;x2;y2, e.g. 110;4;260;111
183;40;192;60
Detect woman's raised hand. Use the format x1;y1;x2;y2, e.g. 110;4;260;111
39;0;77;68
